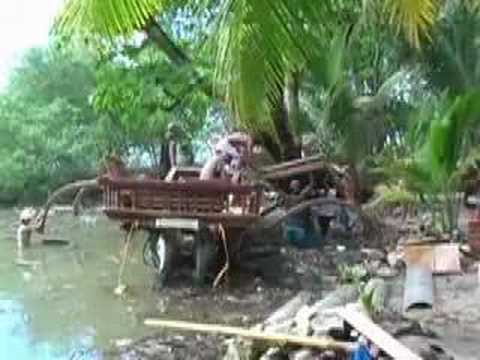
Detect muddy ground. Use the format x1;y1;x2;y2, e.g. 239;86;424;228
107;222;385;360
109;216;480;360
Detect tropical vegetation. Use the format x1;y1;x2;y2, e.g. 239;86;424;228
1;0;480;233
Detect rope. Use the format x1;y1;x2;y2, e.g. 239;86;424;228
213;224;229;288
116;221;138;290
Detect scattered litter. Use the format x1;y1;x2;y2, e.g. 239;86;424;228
338;305;422;360
351;339;374;360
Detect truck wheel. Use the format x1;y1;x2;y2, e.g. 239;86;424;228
147;230;177;286
193;226;217;286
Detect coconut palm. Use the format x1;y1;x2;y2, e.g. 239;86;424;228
54;0;458;161
421;3;480;95
389;90;480;234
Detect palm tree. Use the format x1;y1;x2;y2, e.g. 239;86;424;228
54;0;455;161
302;30;411;204
421;3;480;95
391;90;480;234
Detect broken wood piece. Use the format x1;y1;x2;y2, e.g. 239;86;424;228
432;244;461;274
144;318;354;351
337;306;422;360
404;244;461;275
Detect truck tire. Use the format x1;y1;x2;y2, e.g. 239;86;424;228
147;230;178;286
193;225;217;286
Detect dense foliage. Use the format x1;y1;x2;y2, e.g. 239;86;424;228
0;47;98;203
2;0;480;221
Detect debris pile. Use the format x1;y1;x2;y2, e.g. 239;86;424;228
221;278;458;360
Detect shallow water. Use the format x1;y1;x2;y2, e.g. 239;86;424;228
0;208;159;359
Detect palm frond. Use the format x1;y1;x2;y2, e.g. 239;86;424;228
56;0;165;38
213;0;334;136
398;90;480;194
382;0;440;48
422;4;480;94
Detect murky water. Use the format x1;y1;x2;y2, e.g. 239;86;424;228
0;208;159;359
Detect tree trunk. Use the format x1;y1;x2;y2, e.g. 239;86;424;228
144;20;189;66
159;143;172;178
256;131;283;162
346;164;362;206
144;20;214;98
270;90;301;161
144;19;300;163
285;72;302;140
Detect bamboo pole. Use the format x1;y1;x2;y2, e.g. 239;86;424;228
144;318;354;351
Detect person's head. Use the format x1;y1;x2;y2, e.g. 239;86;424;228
289;179;301;194
20;208;35;226
222;153;234;165
217;140;239;164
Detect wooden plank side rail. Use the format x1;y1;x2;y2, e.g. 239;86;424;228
98;176;257;195
99;176;262;226
338;307;422;360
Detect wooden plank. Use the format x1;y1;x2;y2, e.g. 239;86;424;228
433;244;461;274
144;318;354;351
338;307;422;360
404;244;461;274
262;162;329;181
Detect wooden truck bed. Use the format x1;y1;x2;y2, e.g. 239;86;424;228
98;176;262;229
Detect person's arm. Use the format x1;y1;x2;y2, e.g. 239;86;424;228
199;157;217;180
200;156;225;180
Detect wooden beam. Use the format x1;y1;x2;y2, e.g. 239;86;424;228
144;318;354;351
337;307;422;360
260;155;325;173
